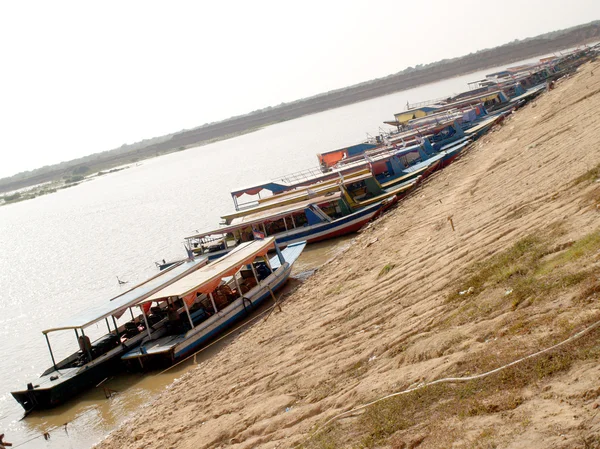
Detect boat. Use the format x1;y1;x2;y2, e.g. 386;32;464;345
122;238;305;368
221;168;418;225
11;257;210;411
184;191;388;262
229;128;470;212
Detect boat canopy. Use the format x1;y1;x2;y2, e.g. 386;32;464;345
139;238;276;305
42;258;208;333
186;192;343;240
229;192;342;226
222;171;369;222
230;181;292;199
316;143;379;168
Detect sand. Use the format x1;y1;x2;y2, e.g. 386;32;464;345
99;59;600;449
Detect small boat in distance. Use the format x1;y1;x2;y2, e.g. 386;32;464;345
122;237;305;368
11;257;209;411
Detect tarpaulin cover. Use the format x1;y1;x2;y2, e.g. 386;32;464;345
140;238;276;304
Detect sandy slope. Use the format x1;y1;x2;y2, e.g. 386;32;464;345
99;60;600;449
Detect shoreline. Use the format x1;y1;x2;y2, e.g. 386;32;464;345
2;25;598;196
97;59;600;448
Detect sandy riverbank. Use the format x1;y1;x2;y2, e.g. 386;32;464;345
99;59;600;449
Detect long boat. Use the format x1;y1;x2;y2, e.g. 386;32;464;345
183;192;386;262
122;238;305;368
229;127;470;212
221;168;418;225
10;257;210;411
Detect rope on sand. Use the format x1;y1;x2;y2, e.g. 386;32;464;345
311;318;600;435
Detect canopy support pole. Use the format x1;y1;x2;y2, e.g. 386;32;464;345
208;292;218;314
234;275;243;298
263;256;282;312
105;318;111;334
182;299;194;330
112;316;119;335
129;308;135;321
262;223;267;236
250;263;260;285
140;306;152;339
283;217;288;231
45;334;58;371
264;256;274;273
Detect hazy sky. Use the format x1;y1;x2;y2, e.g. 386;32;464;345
1;0;598;178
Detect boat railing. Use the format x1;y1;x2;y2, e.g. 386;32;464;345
406;96;448;110
272;166;328;184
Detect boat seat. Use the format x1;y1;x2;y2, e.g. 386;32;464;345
150;306;164;316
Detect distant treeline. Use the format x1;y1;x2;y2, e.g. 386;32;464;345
2;20;599;194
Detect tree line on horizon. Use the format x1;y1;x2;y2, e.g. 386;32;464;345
1;19;599;193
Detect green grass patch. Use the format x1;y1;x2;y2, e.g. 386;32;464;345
447;234;549;303
326;284;343;296
537;230;600;275
302;322;600;448
447;229;600;314
378;263;396;278
572;163;600;186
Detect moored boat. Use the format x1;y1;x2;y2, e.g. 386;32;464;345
185;192;386;261
122;238;305;368
11;257;209;411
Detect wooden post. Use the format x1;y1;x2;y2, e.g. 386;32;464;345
447;216;455;231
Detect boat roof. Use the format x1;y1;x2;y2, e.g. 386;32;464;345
186;192;343;240
230;191;342;226
43;258;209;333
140;238;276;303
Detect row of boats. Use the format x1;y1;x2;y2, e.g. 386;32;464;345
12;47;596;413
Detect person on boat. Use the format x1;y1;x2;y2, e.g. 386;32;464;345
167;302;183;333
78;335;92;360
0;433;13;448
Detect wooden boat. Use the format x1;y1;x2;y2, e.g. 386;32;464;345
221;169;418;225
10;257;210;411
185;192;387;261
229;129;470;213
122;238;305;368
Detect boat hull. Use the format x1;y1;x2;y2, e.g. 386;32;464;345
11;356;122;411
124;256;300;369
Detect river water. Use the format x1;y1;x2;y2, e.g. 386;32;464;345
0;58;543;448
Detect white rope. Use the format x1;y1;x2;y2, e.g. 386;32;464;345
314;318;600;432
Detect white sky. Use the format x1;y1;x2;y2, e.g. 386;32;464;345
0;0;598;178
